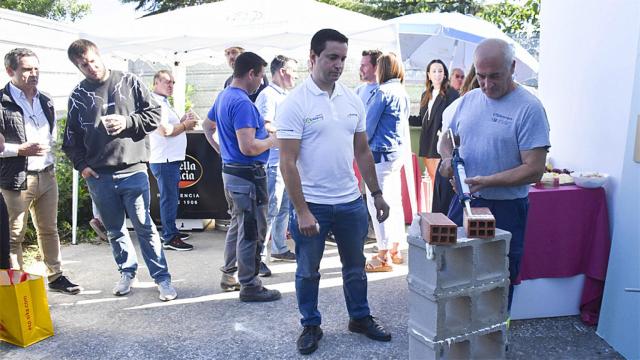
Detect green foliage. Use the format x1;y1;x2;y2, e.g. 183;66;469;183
159;82;195;111
53;117;95;243
0;0;91;21
184;83;195;111
476;0;540;57
477;0;540;36
120;0;220;16
22;117;96;245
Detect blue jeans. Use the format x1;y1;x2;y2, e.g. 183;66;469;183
150;161;181;242
448;194;529;309
86;171;170;283
265;164;290;255
290;197;370;326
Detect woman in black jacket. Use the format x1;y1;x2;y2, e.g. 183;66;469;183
409;59;459;212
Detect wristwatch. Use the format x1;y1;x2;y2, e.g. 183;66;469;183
370;189;383;198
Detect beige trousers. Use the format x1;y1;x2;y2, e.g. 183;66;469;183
1;169;61;282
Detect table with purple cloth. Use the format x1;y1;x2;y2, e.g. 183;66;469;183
517;185;612;325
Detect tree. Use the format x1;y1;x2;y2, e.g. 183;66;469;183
120;0;220;16
477;0;539;37
0;0;91;21
476;0;540;57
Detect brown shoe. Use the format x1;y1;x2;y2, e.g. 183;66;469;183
89;218;108;241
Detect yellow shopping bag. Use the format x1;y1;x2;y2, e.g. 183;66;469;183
0;269;54;347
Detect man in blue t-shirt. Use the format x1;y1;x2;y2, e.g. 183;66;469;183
439;38;551;309
202;52;280;303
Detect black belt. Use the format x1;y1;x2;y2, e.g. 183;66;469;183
223;163;265;170
26;164;54;175
222;163;266;183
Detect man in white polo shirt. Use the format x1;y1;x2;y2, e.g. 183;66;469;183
150;70;198;251
277;28;392;355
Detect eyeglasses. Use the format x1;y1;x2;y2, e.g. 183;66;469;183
454;74;464;79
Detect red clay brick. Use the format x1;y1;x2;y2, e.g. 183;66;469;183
420;213;457;245
463;207;496;239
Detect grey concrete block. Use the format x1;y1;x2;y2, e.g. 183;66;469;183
408;275;509;340
409;322;507;360
408;287;472;340
473;283;509;330
408;224;511;295
408;236;473;293
476;239;508;282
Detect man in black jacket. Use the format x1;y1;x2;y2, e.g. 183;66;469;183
63;39;176;301
0;48;81;294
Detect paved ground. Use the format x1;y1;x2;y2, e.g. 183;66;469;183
0;230;622;359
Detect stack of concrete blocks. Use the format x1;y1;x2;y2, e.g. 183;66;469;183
407;215;511;359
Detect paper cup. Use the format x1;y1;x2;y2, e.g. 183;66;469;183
101;116;114;135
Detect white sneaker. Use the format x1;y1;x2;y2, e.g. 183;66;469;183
157;279;177;301
113;273;135;296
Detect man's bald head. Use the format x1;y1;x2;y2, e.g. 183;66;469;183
474;38;515;72
473;38;516;99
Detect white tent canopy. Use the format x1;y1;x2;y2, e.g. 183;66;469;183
83;0;393;114
85;0;388;66
351;12;538;82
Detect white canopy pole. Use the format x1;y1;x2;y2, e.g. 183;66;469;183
171;61;187;113
450;39;459;72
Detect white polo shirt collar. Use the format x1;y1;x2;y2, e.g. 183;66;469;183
268;83;287;96
305;76;343;99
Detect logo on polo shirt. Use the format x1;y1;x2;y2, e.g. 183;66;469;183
491;112;513;125
179;155;203;188
303;114;323;125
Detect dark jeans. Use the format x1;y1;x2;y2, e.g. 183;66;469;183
290;197;370;326
0;195;9;269
448;194;529;309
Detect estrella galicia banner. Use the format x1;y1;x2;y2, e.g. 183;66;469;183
149;131;230;221
178;155;202;189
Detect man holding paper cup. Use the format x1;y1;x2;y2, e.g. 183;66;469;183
63;39;177;301
0;48;81;294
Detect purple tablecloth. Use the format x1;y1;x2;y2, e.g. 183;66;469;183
518;185;611;325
